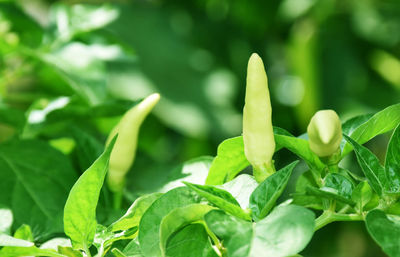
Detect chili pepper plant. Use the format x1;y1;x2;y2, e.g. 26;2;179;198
1;53;400;257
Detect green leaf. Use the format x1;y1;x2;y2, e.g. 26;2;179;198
305;173;355;205
93;224;137;256
249;161;298;221
112;248;128;257
274;134;325;170
183;182;251;221
0;140;77;237
14;224;33;241
323;173;354;200
71;126;104;171
342;103;400;156
49;4;119;40
110;193;162;232
138;187;201;257
342;114;374;136
352;181;373;213
205;205;315;257
0;206;12;234
40;238;71;251
122;238;143;257
306;186;355;206
366;209;400;257
165;224;218;257
63;137;116;250
160;156;213;192
205;136;249;185
385;124;400;193
204;128;293;186
344;134;385;196
160;204;214;256
292;171;323;210
0;235;65;257
0;234;33;247
57;246;83;257
219;174;258;209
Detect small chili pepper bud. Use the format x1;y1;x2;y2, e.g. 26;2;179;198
106;93;160;193
307;110;342;157
243;53;276;182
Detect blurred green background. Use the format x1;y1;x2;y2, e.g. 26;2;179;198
1;0;399;256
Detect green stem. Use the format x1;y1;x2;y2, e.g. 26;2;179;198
83;244;92;257
200;220;226;257
315;211;364;231
253;161;275;183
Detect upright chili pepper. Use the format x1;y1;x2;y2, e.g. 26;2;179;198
243;53;276;183
307;109;342;157
106;93;160;199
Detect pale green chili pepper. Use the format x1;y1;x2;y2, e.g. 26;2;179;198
106;93;160;195
307;109;342;157
243;53;276;182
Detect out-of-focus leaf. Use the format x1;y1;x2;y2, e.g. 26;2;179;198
0;140;77;237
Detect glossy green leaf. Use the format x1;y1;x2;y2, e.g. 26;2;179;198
122;238;143;257
305;173;355;205
40;238;71;251
165;224;218;257
274;134;325;170
138;187;201;257
366;209;400;257
183;182;251;221
323;173;354;200
249;161;298;221
160;204;214;256
57;246;83;257
0;234;33;247
306;186;355;206
205;205;315;257
344;134;385;196
292;171;323;210
0;235;65;257
205;136;249;185
93;224;137;256
110;193;162;232
205;128;293;186
63;137;116;250
112;248;127;257
342;114;374;136
352;181;373;213
0;140;77;236
14;224;33;241
160;156;213;192
0;247;65;257
342;103;400;156
220;174;258;209
385;124;400;193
